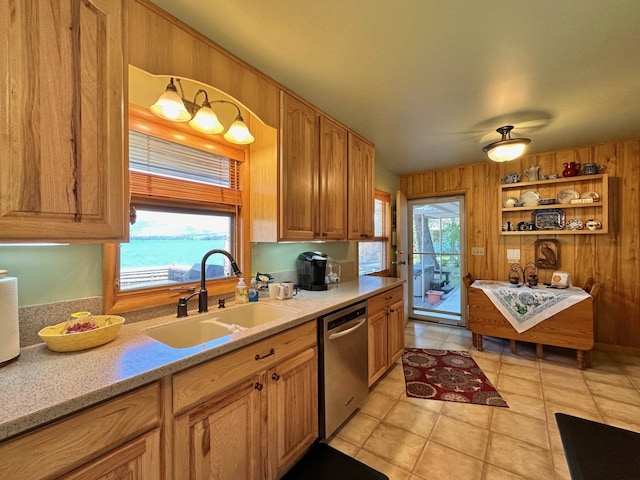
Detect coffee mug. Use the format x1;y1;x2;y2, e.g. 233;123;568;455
277;281;298;300
268;282;279;299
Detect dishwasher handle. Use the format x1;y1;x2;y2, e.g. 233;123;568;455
328;318;367;340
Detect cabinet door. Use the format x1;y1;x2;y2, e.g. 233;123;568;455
60;429;161;480
347;134;375;240
268;347;318;478
280;93;319;240
368;308;388;386
319;116;348;240
0;0;127;241
174;376;265;480
387;299;406;365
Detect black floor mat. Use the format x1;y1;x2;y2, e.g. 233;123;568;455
281;442;389;480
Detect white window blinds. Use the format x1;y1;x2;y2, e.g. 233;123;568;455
129;130;242;207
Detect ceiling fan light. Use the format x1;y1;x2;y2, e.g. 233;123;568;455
150;80;191;122
487;142;529;162
224;116;255;144
482;125;530;162
189;105;225;134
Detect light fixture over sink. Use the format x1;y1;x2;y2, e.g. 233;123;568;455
482;125;531;162
150;77;255;145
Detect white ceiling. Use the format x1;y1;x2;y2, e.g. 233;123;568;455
149;0;640;175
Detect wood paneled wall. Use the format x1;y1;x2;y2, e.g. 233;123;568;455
129;0;280;128
400;139;640;350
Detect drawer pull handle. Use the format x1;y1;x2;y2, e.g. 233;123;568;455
272;373;280;381
255;348;275;361
254;382;263;391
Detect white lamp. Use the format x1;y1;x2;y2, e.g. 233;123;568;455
482;125;531;162
149;78;191;122
224;114;255;145
188;92;225;134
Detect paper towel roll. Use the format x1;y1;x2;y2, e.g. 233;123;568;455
0;276;20;364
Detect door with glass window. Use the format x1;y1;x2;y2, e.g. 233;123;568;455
408;196;465;324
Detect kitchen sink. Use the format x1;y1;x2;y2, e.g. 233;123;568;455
145;302;299;348
212;302;298;328
145;316;234;349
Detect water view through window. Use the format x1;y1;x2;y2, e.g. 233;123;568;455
120;208;232;290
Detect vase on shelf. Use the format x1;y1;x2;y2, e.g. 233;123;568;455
562;162;580;177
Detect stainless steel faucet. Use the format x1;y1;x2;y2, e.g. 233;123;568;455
177;249;242;317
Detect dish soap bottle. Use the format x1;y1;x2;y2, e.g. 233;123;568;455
248;278;259;302
235;277;249;304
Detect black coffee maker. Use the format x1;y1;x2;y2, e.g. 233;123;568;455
296;251;328;291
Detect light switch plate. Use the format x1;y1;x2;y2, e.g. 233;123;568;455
471;247;484;256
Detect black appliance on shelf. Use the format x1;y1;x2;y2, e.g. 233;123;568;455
296;251;328;291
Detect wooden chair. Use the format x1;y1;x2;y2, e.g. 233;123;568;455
583;277;601;298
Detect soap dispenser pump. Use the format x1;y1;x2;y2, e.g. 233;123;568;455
235;277;249;304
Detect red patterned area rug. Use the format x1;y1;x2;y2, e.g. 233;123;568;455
402;348;508;407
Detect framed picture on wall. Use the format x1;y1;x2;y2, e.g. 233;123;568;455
534;239;560;270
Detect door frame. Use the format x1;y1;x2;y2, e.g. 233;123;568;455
407;194;466;326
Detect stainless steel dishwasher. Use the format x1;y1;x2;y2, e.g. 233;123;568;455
318;301;369;438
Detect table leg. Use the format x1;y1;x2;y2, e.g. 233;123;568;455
510;340;517;354
472;333;477;347
477;335;484;351
536;343;544;358
577;350;586;370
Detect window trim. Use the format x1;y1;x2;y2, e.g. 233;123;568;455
103;104;250;314
360;189;392;276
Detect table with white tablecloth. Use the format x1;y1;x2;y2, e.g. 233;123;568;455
464;279;594;368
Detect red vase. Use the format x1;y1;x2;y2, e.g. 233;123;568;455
562;161;580;177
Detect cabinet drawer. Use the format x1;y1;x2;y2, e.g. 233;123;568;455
368;285;403;313
0;383;160;480
173;321;317;414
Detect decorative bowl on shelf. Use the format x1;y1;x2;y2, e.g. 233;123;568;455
503;196;519;208
567;218;584;230
538;198;556;205
38;315;125;352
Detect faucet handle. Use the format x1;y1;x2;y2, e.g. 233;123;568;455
177;297;189;318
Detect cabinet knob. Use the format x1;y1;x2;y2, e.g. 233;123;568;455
271;372;280;381
254;382;263;391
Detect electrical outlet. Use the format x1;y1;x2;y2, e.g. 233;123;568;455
471;247;484;256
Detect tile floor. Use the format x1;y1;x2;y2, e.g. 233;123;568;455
328;320;640;480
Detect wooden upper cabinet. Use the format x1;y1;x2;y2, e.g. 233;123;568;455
279;92;349;241
279;93;320;240
348;134;375;240
0;0;127;241
319;116;348;240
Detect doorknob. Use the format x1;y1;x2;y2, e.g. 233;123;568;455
392;261;407;265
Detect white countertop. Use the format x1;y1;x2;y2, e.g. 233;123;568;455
0;276;404;442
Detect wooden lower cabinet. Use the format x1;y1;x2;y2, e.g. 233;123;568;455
267;347;318;476
0;384;161;480
368;286;405;386
387;299;405;365
172;322;318;480
174;376;264;480
368;307;388;386
60;429;161;480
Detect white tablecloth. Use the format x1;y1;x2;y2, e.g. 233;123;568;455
471;280;591;333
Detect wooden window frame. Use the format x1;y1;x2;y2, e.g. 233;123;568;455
103;105;250;314
360;189;392;277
